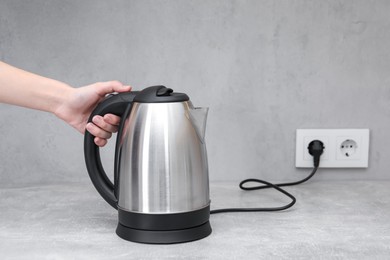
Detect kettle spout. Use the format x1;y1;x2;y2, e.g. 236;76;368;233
188;107;209;143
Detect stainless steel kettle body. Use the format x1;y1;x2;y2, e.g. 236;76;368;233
84;86;211;244
118;101;209;213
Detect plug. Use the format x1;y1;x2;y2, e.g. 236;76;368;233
308;140;325;167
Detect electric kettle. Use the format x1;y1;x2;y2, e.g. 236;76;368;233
84;85;211;244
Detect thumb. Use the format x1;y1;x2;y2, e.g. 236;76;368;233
115;84;132;93
95;81;132;96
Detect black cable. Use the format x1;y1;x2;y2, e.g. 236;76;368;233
210;140;324;214
239;166;318;191
210;179;297;214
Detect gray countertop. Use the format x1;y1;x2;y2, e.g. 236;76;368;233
1;180;390;259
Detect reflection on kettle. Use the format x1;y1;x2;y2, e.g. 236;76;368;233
187;107;209;144
84;85;211;244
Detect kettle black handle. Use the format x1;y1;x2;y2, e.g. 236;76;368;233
84;92;138;209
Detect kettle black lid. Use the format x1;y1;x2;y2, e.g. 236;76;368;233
134;85;189;103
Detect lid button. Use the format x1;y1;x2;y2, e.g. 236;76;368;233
156;87;173;96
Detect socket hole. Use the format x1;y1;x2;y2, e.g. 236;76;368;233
340;139;357;157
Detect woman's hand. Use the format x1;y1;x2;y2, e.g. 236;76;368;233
0;61;130;147
55;81;131;147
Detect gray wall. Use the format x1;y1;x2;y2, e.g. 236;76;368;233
1;0;389;187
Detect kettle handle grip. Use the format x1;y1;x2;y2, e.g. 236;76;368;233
84;92;137;209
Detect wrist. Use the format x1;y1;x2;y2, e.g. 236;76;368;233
44;80;74;115
52;83;75;119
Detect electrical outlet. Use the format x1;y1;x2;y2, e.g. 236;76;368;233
295;129;370;168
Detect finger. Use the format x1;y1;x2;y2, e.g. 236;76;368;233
94;137;108;147
103;114;121;126
95;81;132;96
92;115;118;133
86;122;112;139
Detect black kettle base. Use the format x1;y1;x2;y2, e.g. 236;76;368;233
115;205;212;244
116;221;212;244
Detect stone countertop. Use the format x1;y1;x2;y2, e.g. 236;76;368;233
1;181;390;259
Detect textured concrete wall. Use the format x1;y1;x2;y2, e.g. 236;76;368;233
1;0;390;187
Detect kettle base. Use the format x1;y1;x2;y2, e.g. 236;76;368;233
116;221;212;244
115;205;212;244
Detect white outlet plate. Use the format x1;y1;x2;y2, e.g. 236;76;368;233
295;129;370;168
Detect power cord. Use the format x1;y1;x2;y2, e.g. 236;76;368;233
210;140;324;214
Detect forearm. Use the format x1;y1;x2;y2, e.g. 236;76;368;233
0;61;73;113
